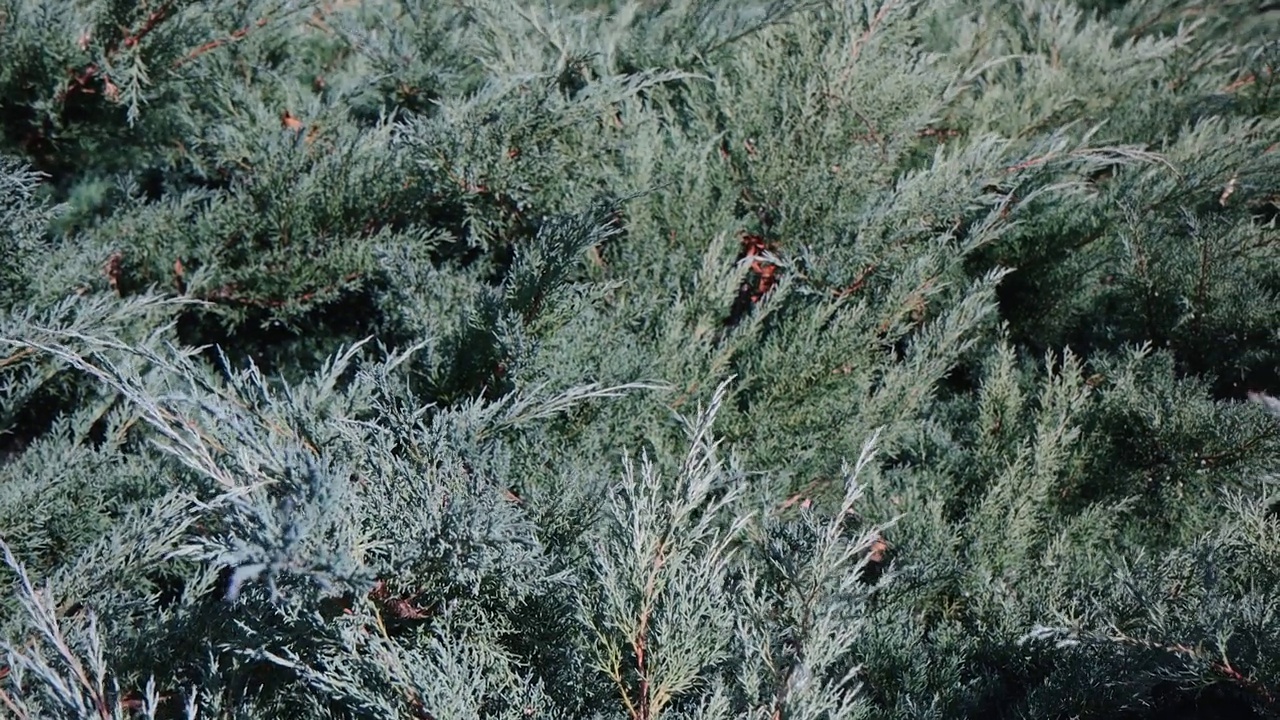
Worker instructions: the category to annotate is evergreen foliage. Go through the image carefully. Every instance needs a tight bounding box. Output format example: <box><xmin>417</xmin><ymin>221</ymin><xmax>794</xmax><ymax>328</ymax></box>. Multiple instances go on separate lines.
<box><xmin>1</xmin><ymin>0</ymin><xmax>1278</xmax><ymax>717</ymax></box>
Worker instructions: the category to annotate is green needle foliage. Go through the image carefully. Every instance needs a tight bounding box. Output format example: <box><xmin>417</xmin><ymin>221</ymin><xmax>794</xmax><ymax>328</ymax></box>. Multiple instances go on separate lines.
<box><xmin>1</xmin><ymin>0</ymin><xmax>1278</xmax><ymax>718</ymax></box>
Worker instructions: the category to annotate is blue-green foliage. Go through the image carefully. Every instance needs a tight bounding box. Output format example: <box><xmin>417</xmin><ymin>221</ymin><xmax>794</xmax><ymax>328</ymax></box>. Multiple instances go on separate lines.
<box><xmin>1</xmin><ymin>0</ymin><xmax>1278</xmax><ymax>718</ymax></box>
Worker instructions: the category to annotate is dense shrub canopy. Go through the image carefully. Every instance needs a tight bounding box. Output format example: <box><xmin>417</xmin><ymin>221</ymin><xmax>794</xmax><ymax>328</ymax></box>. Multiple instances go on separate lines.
<box><xmin>1</xmin><ymin>1</ymin><xmax>1278</xmax><ymax>718</ymax></box>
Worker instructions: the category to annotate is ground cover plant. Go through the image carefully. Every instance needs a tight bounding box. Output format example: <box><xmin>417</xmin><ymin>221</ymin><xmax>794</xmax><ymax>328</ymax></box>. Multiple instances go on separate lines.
<box><xmin>1</xmin><ymin>0</ymin><xmax>1279</xmax><ymax>717</ymax></box>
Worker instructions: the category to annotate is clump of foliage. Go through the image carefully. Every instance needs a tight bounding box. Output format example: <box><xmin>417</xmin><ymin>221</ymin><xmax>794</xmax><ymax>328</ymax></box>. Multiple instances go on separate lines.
<box><xmin>1</xmin><ymin>0</ymin><xmax>1278</xmax><ymax>718</ymax></box>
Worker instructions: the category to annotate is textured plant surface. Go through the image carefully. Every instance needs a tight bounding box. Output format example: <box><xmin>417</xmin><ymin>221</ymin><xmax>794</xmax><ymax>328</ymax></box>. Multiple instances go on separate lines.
<box><xmin>1</xmin><ymin>1</ymin><xmax>1278</xmax><ymax>718</ymax></box>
